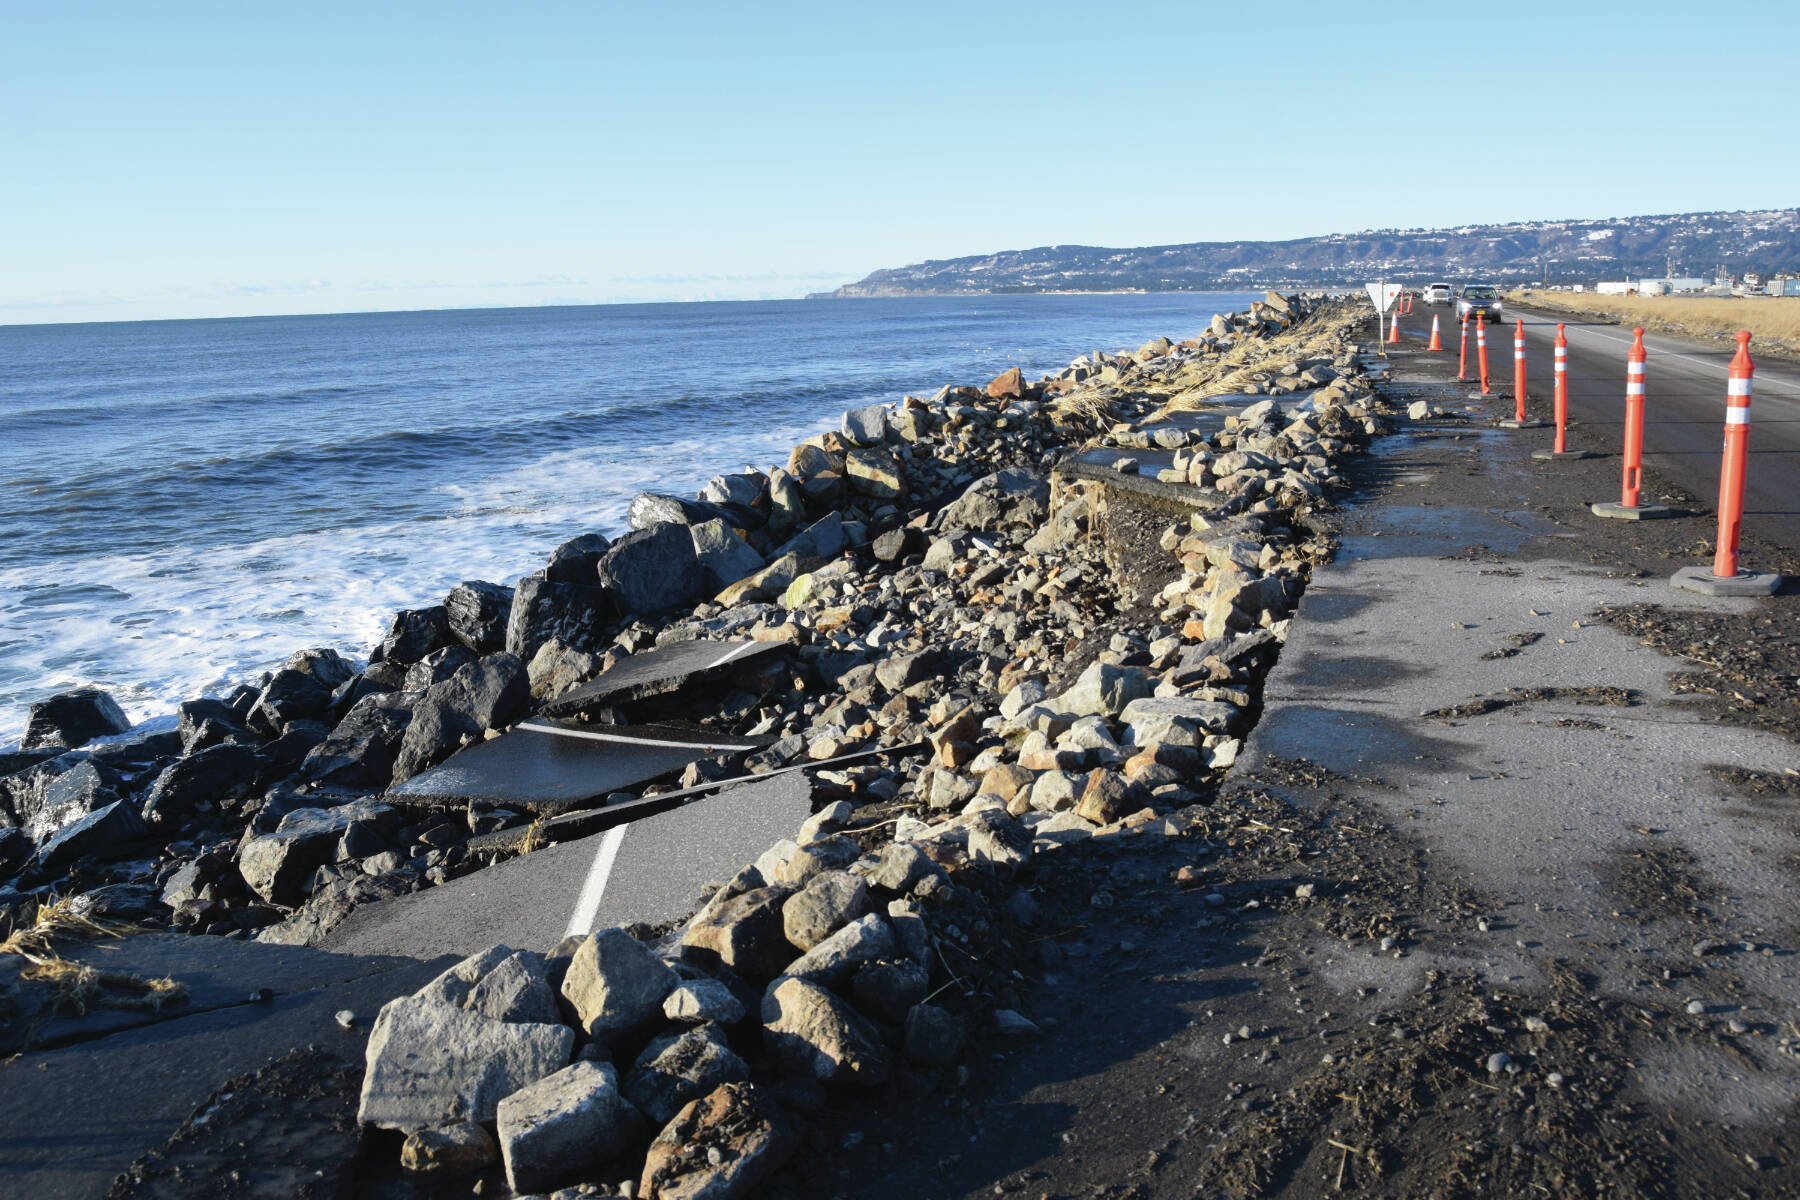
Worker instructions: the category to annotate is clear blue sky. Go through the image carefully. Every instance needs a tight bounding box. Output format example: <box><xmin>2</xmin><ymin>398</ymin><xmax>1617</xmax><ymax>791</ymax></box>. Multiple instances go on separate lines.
<box><xmin>4</xmin><ymin>0</ymin><xmax>1796</xmax><ymax>324</ymax></box>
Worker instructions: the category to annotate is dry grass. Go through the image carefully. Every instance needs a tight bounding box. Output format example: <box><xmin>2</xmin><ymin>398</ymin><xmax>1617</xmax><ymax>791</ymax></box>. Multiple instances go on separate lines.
<box><xmin>1</xmin><ymin>894</ymin><xmax>185</xmax><ymax>1022</ymax></box>
<box><xmin>1510</xmin><ymin>291</ymin><xmax>1800</xmax><ymax>359</ymax></box>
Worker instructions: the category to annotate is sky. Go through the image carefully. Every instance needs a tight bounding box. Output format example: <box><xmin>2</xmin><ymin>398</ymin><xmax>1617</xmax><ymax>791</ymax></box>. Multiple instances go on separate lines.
<box><xmin>4</xmin><ymin>0</ymin><xmax>1798</xmax><ymax>325</ymax></box>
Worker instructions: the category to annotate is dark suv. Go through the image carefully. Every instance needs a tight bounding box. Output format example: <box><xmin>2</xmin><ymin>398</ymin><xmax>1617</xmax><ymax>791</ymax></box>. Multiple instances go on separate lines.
<box><xmin>1457</xmin><ymin>284</ymin><xmax>1505</xmax><ymax>324</ymax></box>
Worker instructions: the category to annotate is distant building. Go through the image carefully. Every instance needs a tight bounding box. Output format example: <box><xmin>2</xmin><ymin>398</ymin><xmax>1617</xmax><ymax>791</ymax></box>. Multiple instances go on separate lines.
<box><xmin>1596</xmin><ymin>281</ymin><xmax>1633</xmax><ymax>295</ymax></box>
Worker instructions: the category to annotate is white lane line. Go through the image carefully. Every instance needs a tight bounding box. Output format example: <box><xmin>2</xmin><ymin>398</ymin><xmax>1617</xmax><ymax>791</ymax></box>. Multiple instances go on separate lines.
<box><xmin>1522</xmin><ymin>317</ymin><xmax>1800</xmax><ymax>398</ymax></box>
<box><xmin>707</xmin><ymin>641</ymin><xmax>763</xmax><ymax>670</ymax></box>
<box><xmin>518</xmin><ymin>720</ymin><xmax>759</xmax><ymax>752</ymax></box>
<box><xmin>564</xmin><ymin>824</ymin><xmax>628</xmax><ymax>941</ymax></box>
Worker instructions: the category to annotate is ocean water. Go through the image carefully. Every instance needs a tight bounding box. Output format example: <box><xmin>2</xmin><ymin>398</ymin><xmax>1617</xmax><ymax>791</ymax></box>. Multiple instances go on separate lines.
<box><xmin>0</xmin><ymin>293</ymin><xmax>1257</xmax><ymax>747</ymax></box>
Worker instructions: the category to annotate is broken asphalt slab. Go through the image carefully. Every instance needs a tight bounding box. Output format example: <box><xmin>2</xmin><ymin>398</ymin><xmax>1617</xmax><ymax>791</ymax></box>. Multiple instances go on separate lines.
<box><xmin>0</xmin><ymin>937</ymin><xmax>450</xmax><ymax>1200</ymax></box>
<box><xmin>322</xmin><ymin>771</ymin><xmax>814</xmax><ymax>960</ymax></box>
<box><xmin>386</xmin><ymin>719</ymin><xmax>770</xmax><ymax>814</ymax></box>
<box><xmin>538</xmin><ymin>638</ymin><xmax>786</xmax><ymax>719</ymax></box>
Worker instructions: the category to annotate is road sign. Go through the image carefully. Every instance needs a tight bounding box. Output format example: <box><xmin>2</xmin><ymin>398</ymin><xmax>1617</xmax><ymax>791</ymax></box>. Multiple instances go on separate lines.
<box><xmin>1365</xmin><ymin>282</ymin><xmax>1403</xmax><ymax>312</ymax></box>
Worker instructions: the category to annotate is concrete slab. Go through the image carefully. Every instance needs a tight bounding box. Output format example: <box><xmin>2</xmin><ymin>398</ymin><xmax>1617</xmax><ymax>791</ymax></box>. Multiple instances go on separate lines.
<box><xmin>387</xmin><ymin>720</ymin><xmax>769</xmax><ymax>814</ymax></box>
<box><xmin>324</xmin><ymin>772</ymin><xmax>814</xmax><ymax>960</ymax></box>
<box><xmin>1591</xmin><ymin>501</ymin><xmax>1677</xmax><ymax>520</ymax></box>
<box><xmin>0</xmin><ymin>943</ymin><xmax>448</xmax><ymax>1200</ymax></box>
<box><xmin>1670</xmin><ymin>565</ymin><xmax>1784</xmax><ymax>597</ymax></box>
<box><xmin>539</xmin><ymin>639</ymin><xmax>785</xmax><ymax>719</ymax></box>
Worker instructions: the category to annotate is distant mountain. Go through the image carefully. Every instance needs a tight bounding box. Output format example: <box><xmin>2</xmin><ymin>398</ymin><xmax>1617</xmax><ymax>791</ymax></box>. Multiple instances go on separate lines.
<box><xmin>824</xmin><ymin>209</ymin><xmax>1800</xmax><ymax>297</ymax></box>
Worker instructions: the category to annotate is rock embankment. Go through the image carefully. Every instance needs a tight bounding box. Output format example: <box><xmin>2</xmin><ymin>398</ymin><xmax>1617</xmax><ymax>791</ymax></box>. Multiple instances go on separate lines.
<box><xmin>3</xmin><ymin>295</ymin><xmax>1395</xmax><ymax>1195</ymax></box>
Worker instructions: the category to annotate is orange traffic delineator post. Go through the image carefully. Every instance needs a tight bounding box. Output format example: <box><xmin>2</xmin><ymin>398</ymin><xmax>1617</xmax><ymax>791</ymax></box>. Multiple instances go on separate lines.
<box><xmin>1671</xmin><ymin>332</ymin><xmax>1782</xmax><ymax>596</ymax></box>
<box><xmin>1531</xmin><ymin>321</ymin><xmax>1590</xmax><ymax>458</ymax></box>
<box><xmin>1593</xmin><ymin>327</ymin><xmax>1672</xmax><ymax>518</ymax></box>
<box><xmin>1475</xmin><ymin>315</ymin><xmax>1491</xmax><ymax>395</ymax></box>
<box><xmin>1500</xmin><ymin>319</ymin><xmax>1546</xmax><ymax>428</ymax></box>
<box><xmin>1456</xmin><ymin>314</ymin><xmax>1469</xmax><ymax>380</ymax></box>
<box><xmin>1427</xmin><ymin>313</ymin><xmax>1444</xmax><ymax>351</ymax></box>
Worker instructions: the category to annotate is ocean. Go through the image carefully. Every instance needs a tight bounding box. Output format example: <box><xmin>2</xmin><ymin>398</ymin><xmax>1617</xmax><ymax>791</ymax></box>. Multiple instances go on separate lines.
<box><xmin>0</xmin><ymin>292</ymin><xmax>1258</xmax><ymax>748</ymax></box>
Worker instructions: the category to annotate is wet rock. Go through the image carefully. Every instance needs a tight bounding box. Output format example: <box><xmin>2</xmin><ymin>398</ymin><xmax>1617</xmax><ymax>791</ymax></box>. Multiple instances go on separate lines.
<box><xmin>20</xmin><ymin>687</ymin><xmax>131</xmax><ymax>751</ymax></box>
<box><xmin>247</xmin><ymin>668</ymin><xmax>336</xmax><ymax>737</ymax></box>
<box><xmin>70</xmin><ymin>882</ymin><xmax>160</xmax><ymax>921</ymax></box>
<box><xmin>444</xmin><ymin>580</ymin><xmax>513</xmax><ymax>655</ymax></box>
<box><xmin>526</xmin><ymin>638</ymin><xmax>602</xmax><ymax>702</ymax></box>
<box><xmin>782</xmin><ymin>871</ymin><xmax>874</xmax><ymax>951</ymax></box>
<box><xmin>543</xmin><ymin>532</ymin><xmax>613</xmax><ymax>582</ymax></box>
<box><xmin>35</xmin><ymin>799</ymin><xmax>148</xmax><ymax>871</ymax></box>
<box><xmin>20</xmin><ymin>757</ymin><xmax>120</xmax><ymax>843</ymax></box>
<box><xmin>560</xmin><ymin>927</ymin><xmax>679</xmax><ymax>1046</ymax></box>
<box><xmin>664</xmin><ymin>978</ymin><xmax>746</xmax><ymax>1026</ymax></box>
<box><xmin>904</xmin><ymin>1004</ymin><xmax>965</xmax><ymax>1067</ymax></box>
<box><xmin>638</xmin><ymin>1082</ymin><xmax>797</xmax><ymax>1200</ymax></box>
<box><xmin>400</xmin><ymin>1121</ymin><xmax>498</xmax><ymax>1178</ymax></box>
<box><xmin>770</xmin><ymin>512</ymin><xmax>845</xmax><ymax>562</ymax></box>
<box><xmin>598</xmin><ymin>524</ymin><xmax>706</xmax><ymax>618</ymax></box>
<box><xmin>504</xmin><ymin>574</ymin><xmax>612</xmax><ymax>664</ymax></box>
<box><xmin>626</xmin><ymin>1023</ymin><xmax>750</xmax><ymax>1124</ymax></box>
<box><xmin>682</xmin><ymin>885</ymin><xmax>796</xmax><ymax>981</ymax></box>
<box><xmin>761</xmin><ymin>976</ymin><xmax>890</xmax><ymax>1085</ymax></box>
<box><xmin>139</xmin><ymin>742</ymin><xmax>262</xmax><ymax>832</ymax></box>
<box><xmin>377</xmin><ymin>606</ymin><xmax>451</xmax><ymax>666</ymax></box>
<box><xmin>299</xmin><ymin>690</ymin><xmax>417</xmax><ymax>789</ymax></box>
<box><xmin>690</xmin><ymin>519</ymin><xmax>766</xmax><ymax>594</ymax></box>
<box><xmin>403</xmin><ymin>645</ymin><xmax>476</xmax><ymax>692</ymax></box>
<box><xmin>0</xmin><ymin>829</ymin><xmax>33</xmax><ymax>878</ymax></box>
<box><xmin>497</xmin><ymin>1060</ymin><xmax>646</xmax><ymax>1195</ymax></box>
<box><xmin>176</xmin><ymin>699</ymin><xmax>248</xmax><ymax>752</ymax></box>
<box><xmin>391</xmin><ymin>652</ymin><xmax>529</xmax><ymax>783</ymax></box>
<box><xmin>784</xmin><ymin>913</ymin><xmax>894</xmax><ymax>986</ymax></box>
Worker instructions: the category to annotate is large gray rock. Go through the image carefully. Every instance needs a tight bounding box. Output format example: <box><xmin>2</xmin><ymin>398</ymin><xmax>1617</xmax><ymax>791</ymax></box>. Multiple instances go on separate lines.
<box><xmin>841</xmin><ymin>404</ymin><xmax>888</xmax><ymax>446</ymax></box>
<box><xmin>504</xmin><ymin>574</ymin><xmax>612</xmax><ymax>664</ymax></box>
<box><xmin>690</xmin><ymin>519</ymin><xmax>766</xmax><ymax>594</ymax></box>
<box><xmin>628</xmin><ymin>491</ymin><xmax>755</xmax><ymax>532</ymax></box>
<box><xmin>1120</xmin><ymin>696</ymin><xmax>1240</xmax><ymax>747</ymax></box>
<box><xmin>247</xmin><ymin>668</ymin><xmax>335</xmax><ymax>737</ymax></box>
<box><xmin>781</xmin><ymin>871</ymin><xmax>873</xmax><ymax>952</ymax></box>
<box><xmin>300</xmin><ymin>690</ymin><xmax>418</xmax><ymax>789</ymax></box>
<box><xmin>239</xmin><ymin>800</ymin><xmax>396</xmax><ymax>906</ymax></box>
<box><xmin>699</xmin><ymin>472</ymin><xmax>767</xmax><ymax>513</ymax></box>
<box><xmin>761</xmin><ymin>976</ymin><xmax>890</xmax><ymax>1085</ymax></box>
<box><xmin>939</xmin><ymin>470</ymin><xmax>1051</xmax><ymax>532</ymax></box>
<box><xmin>496</xmin><ymin>1060</ymin><xmax>645</xmax><ymax>1195</ymax></box>
<box><xmin>525</xmin><ymin>638</ymin><xmax>602</xmax><ymax>702</ymax></box>
<box><xmin>391</xmin><ymin>653</ymin><xmax>529</xmax><ymax>783</ymax></box>
<box><xmin>769</xmin><ymin>512</ymin><xmax>845</xmax><ymax>563</ymax></box>
<box><xmin>139</xmin><ymin>742</ymin><xmax>262</xmax><ymax>833</ymax></box>
<box><xmin>637</xmin><ymin>1082</ymin><xmax>797</xmax><ymax>1200</ymax></box>
<box><xmin>543</xmin><ymin>532</ymin><xmax>612</xmax><ymax>582</ymax></box>
<box><xmin>865</xmin><ymin>842</ymin><xmax>948</xmax><ymax>894</ymax></box>
<box><xmin>560</xmin><ymin>927</ymin><xmax>679</xmax><ymax>1045</ymax></box>
<box><xmin>625</xmin><ymin>1023</ymin><xmax>749</xmax><ymax>1124</ymax></box>
<box><xmin>20</xmin><ymin>688</ymin><xmax>130</xmax><ymax>751</ymax></box>
<box><xmin>664</xmin><ymin>978</ymin><xmax>746</xmax><ymax>1026</ymax></box>
<box><xmin>965</xmin><ymin>809</ymin><xmax>1032</xmax><ymax>872</ymax></box>
<box><xmin>34</xmin><ymin>799</ymin><xmax>148</xmax><ymax>871</ymax></box>
<box><xmin>1056</xmin><ymin>662</ymin><xmax>1157</xmax><ymax>718</ymax></box>
<box><xmin>850</xmin><ymin>957</ymin><xmax>929</xmax><ymax>1025</ymax></box>
<box><xmin>783</xmin><ymin>913</ymin><xmax>894</xmax><ymax>986</ymax></box>
<box><xmin>596</xmin><ymin>524</ymin><xmax>706</xmax><ymax>617</ymax></box>
<box><xmin>444</xmin><ymin>580</ymin><xmax>513</xmax><ymax>655</ymax></box>
<box><xmin>359</xmin><ymin>995</ymin><xmax>574</xmax><ymax>1133</ymax></box>
<box><xmin>465</xmin><ymin>951</ymin><xmax>560</xmax><ymax>1025</ymax></box>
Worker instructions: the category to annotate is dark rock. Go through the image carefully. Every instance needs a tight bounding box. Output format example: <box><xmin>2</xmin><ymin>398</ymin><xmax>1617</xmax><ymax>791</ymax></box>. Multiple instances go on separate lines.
<box><xmin>247</xmin><ymin>670</ymin><xmax>335</xmax><ymax>738</ymax></box>
<box><xmin>445</xmin><ymin>580</ymin><xmax>513</xmax><ymax>655</ymax></box>
<box><xmin>181</xmin><ymin>718</ymin><xmax>246</xmax><ymax>756</ymax></box>
<box><xmin>596</xmin><ymin>525</ymin><xmax>705</xmax><ymax>618</ymax></box>
<box><xmin>140</xmin><ymin>743</ymin><xmax>264</xmax><ymax>832</ymax></box>
<box><xmin>851</xmin><ymin>958</ymin><xmax>929</xmax><ymax>1025</ymax></box>
<box><xmin>256</xmin><ymin>871</ymin><xmax>414</xmax><ymax>946</ymax></box>
<box><xmin>22</xmin><ymin>758</ymin><xmax>121</xmax><ymax>843</ymax></box>
<box><xmin>0</xmin><ymin>748</ymin><xmax>59</xmax><ymax>779</ymax></box>
<box><xmin>903</xmin><ymin>1004</ymin><xmax>965</xmax><ymax>1067</ymax></box>
<box><xmin>160</xmin><ymin>853</ymin><xmax>227</xmax><ymax>908</ymax></box>
<box><xmin>36</xmin><ymin>802</ymin><xmax>149</xmax><ymax>867</ymax></box>
<box><xmin>681</xmin><ymin>885</ymin><xmax>795</xmax><ymax>981</ymax></box>
<box><xmin>770</xmin><ymin>512</ymin><xmax>845</xmax><ymax>562</ymax></box>
<box><xmin>761</xmin><ymin>976</ymin><xmax>889</xmax><ymax>1085</ymax></box>
<box><xmin>504</xmin><ymin>575</ymin><xmax>613</xmax><ymax>664</ymax></box>
<box><xmin>870</xmin><ymin>526</ymin><xmax>917</xmax><ymax>563</ymax></box>
<box><xmin>624</xmin><ymin>1023</ymin><xmax>749</xmax><ymax>1124</ymax></box>
<box><xmin>21</xmin><ymin>688</ymin><xmax>131</xmax><ymax>751</ymax></box>
<box><xmin>300</xmin><ymin>691</ymin><xmax>418</xmax><ymax>790</ymax></box>
<box><xmin>69</xmin><ymin>881</ymin><xmax>159</xmax><ymax>921</ymax></box>
<box><xmin>637</xmin><ymin>1081</ymin><xmax>797</xmax><ymax>1200</ymax></box>
<box><xmin>260</xmin><ymin>719</ymin><xmax>330</xmax><ymax>776</ymax></box>
<box><xmin>939</xmin><ymin>469</ymin><xmax>1051</xmax><ymax>532</ymax></box>
<box><xmin>0</xmin><ymin>885</ymin><xmax>38</xmax><ymax>939</ymax></box>
<box><xmin>0</xmin><ymin>828</ymin><xmax>32</xmax><ymax>877</ymax></box>
<box><xmin>176</xmin><ymin>699</ymin><xmax>248</xmax><ymax>752</ymax></box>
<box><xmin>391</xmin><ymin>653</ymin><xmax>529</xmax><ymax>783</ymax></box>
<box><xmin>543</xmin><ymin>532</ymin><xmax>612</xmax><ymax>583</ymax></box>
<box><xmin>628</xmin><ymin>491</ymin><xmax>756</xmax><ymax>532</ymax></box>
<box><xmin>376</xmin><ymin>606</ymin><xmax>451</xmax><ymax>666</ymax></box>
<box><xmin>238</xmin><ymin>800</ymin><xmax>396</xmax><ymax>906</ymax></box>
<box><xmin>403</xmin><ymin>645</ymin><xmax>476</xmax><ymax>692</ymax></box>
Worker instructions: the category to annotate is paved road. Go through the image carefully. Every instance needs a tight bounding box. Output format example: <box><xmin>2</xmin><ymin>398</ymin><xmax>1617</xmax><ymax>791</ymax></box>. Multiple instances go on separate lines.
<box><xmin>1405</xmin><ymin>303</ymin><xmax>1800</xmax><ymax>553</ymax></box>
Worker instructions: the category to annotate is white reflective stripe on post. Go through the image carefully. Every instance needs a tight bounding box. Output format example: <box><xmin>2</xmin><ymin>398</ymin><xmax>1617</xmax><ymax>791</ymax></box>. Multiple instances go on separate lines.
<box><xmin>1725</xmin><ymin>408</ymin><xmax>1750</xmax><ymax>424</ymax></box>
<box><xmin>1514</xmin><ymin>351</ymin><xmax>1525</xmax><ymax>360</ymax></box>
<box><xmin>1626</xmin><ymin>382</ymin><xmax>1644</xmax><ymax>395</ymax></box>
<box><xmin>1728</xmin><ymin>379</ymin><xmax>1751</xmax><ymax>397</ymax></box>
